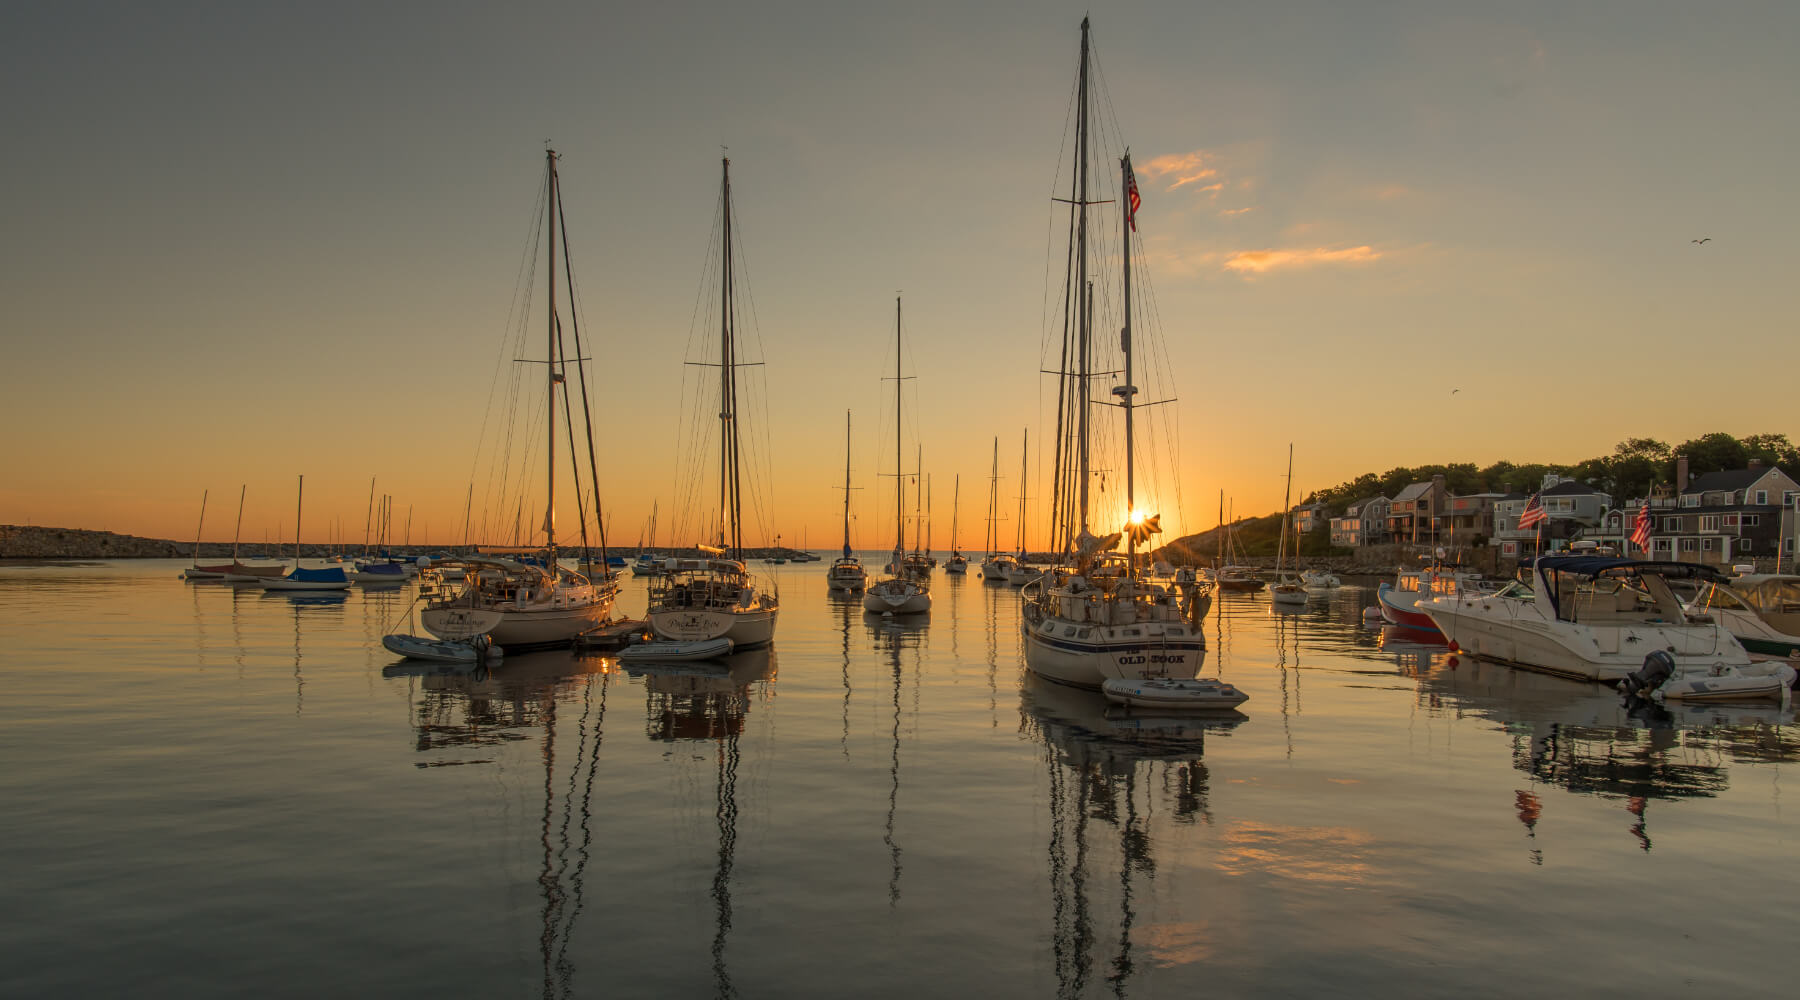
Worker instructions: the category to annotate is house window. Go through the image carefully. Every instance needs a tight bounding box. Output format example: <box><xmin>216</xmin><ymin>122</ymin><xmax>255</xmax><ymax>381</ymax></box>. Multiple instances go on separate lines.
<box><xmin>1653</xmin><ymin>538</ymin><xmax>1674</xmax><ymax>553</ymax></box>
<box><xmin>1785</xmin><ymin>491</ymin><xmax>1798</xmax><ymax>506</ymax></box>
<box><xmin>1663</xmin><ymin>517</ymin><xmax>1681</xmax><ymax>531</ymax></box>
<box><xmin>1680</xmin><ymin>538</ymin><xmax>1699</xmax><ymax>552</ymax></box>
<box><xmin>1702</xmin><ymin>538</ymin><xmax>1715</xmax><ymax>551</ymax></box>
<box><xmin>1787</xmin><ymin>538</ymin><xmax>1796</xmax><ymax>553</ymax></box>
<box><xmin>1682</xmin><ymin>494</ymin><xmax>1700</xmax><ymax>508</ymax></box>
<box><xmin>1755</xmin><ymin>490</ymin><xmax>1768</xmax><ymax>505</ymax></box>
<box><xmin>1743</xmin><ymin>515</ymin><xmax>1760</xmax><ymax>527</ymax></box>
<box><xmin>1723</xmin><ymin>514</ymin><xmax>1739</xmax><ymax>528</ymax></box>
<box><xmin>1737</xmin><ymin>539</ymin><xmax>1755</xmax><ymax>554</ymax></box>
<box><xmin>1701</xmin><ymin>515</ymin><xmax>1720</xmax><ymax>531</ymax></box>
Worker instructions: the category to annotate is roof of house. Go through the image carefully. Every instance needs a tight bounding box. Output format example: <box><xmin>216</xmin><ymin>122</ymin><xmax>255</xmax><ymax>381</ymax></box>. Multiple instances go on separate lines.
<box><xmin>1392</xmin><ymin>482</ymin><xmax>1433</xmax><ymax>502</ymax></box>
<box><xmin>1683</xmin><ymin>466</ymin><xmax>1792</xmax><ymax>496</ymax></box>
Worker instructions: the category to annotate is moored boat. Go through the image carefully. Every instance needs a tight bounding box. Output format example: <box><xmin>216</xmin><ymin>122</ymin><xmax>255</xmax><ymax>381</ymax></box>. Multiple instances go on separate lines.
<box><xmin>1102</xmin><ymin>676</ymin><xmax>1248</xmax><ymax>710</ymax></box>
<box><xmin>619</xmin><ymin>636</ymin><xmax>734</xmax><ymax>663</ymax></box>
<box><xmin>1421</xmin><ymin>556</ymin><xmax>1789</xmax><ymax>698</ymax></box>
<box><xmin>1687</xmin><ymin>574</ymin><xmax>1800</xmax><ymax>665</ymax></box>
<box><xmin>861</xmin><ymin>296</ymin><xmax>930</xmax><ymax>616</ymax></box>
<box><xmin>382</xmin><ymin>632</ymin><xmax>503</xmax><ymax>663</ymax></box>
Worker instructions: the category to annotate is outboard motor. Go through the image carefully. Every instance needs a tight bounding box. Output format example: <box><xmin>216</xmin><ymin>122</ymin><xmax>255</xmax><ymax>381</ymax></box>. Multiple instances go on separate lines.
<box><xmin>1620</xmin><ymin>648</ymin><xmax>1675</xmax><ymax>697</ymax></box>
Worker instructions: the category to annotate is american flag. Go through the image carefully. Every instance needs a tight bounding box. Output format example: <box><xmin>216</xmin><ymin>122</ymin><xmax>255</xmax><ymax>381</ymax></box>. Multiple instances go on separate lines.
<box><xmin>1630</xmin><ymin>500</ymin><xmax>1652</xmax><ymax>550</ymax></box>
<box><xmin>1517</xmin><ymin>492</ymin><xmax>1547</xmax><ymax>530</ymax></box>
<box><xmin>1125</xmin><ymin>160</ymin><xmax>1141</xmax><ymax>232</ymax></box>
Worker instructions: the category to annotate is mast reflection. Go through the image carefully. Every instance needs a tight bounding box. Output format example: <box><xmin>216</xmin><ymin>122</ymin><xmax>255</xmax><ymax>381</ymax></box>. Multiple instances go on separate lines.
<box><xmin>1021</xmin><ymin>676</ymin><xmax>1243</xmax><ymax>998</ymax></box>
<box><xmin>869</xmin><ymin>613</ymin><xmax>927</xmax><ymax>904</ymax></box>
<box><xmin>627</xmin><ymin>646</ymin><xmax>776</xmax><ymax>1000</ymax></box>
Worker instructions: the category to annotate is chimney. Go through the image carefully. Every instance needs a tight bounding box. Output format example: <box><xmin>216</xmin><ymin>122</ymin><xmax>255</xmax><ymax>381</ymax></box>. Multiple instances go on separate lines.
<box><xmin>1748</xmin><ymin>457</ymin><xmax>1766</xmax><ymax>470</ymax></box>
<box><xmin>1675</xmin><ymin>454</ymin><xmax>1689</xmax><ymax>492</ymax></box>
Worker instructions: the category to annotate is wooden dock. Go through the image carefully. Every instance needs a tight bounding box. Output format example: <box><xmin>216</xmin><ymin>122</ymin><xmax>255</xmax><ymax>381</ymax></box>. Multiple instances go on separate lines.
<box><xmin>573</xmin><ymin>618</ymin><xmax>652</xmax><ymax>653</ymax></box>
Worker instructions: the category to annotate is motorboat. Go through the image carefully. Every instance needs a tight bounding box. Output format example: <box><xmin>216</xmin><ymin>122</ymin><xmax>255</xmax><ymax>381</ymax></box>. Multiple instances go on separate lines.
<box><xmin>619</xmin><ymin>636</ymin><xmax>734</xmax><ymax>663</ymax></box>
<box><xmin>1420</xmin><ymin>556</ymin><xmax>1791</xmax><ymax>699</ymax></box>
<box><xmin>1377</xmin><ymin>563</ymin><xmax>1490</xmax><ymax>635</ymax></box>
<box><xmin>382</xmin><ymin>632</ymin><xmax>503</xmax><ymax>664</ymax></box>
<box><xmin>1102</xmin><ymin>676</ymin><xmax>1248</xmax><ymax>710</ymax></box>
<box><xmin>1687</xmin><ymin>574</ymin><xmax>1800</xmax><ymax>664</ymax></box>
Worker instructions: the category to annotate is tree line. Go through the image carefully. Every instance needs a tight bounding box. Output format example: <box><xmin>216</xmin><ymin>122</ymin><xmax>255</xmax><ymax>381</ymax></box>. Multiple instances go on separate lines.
<box><xmin>1303</xmin><ymin>432</ymin><xmax>1799</xmax><ymax>515</ymax></box>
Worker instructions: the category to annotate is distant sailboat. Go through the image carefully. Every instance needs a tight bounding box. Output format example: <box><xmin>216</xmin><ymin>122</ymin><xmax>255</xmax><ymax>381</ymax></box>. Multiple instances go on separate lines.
<box><xmin>261</xmin><ymin>475</ymin><xmax>351</xmax><ymax>591</ymax></box>
<box><xmin>864</xmin><ymin>296</ymin><xmax>931</xmax><ymax>615</ymax></box>
<box><xmin>979</xmin><ymin>437</ymin><xmax>1018</xmax><ymax>581</ymax></box>
<box><xmin>1269</xmin><ymin>445</ymin><xmax>1309</xmax><ymax>606</ymax></box>
<box><xmin>944</xmin><ymin>474</ymin><xmax>968</xmax><ymax>574</ymax></box>
<box><xmin>827</xmin><ymin>411</ymin><xmax>868</xmax><ymax>592</ymax></box>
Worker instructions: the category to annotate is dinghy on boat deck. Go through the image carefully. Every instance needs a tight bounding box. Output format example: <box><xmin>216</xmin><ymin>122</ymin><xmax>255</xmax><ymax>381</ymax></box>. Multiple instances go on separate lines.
<box><xmin>1102</xmin><ymin>676</ymin><xmax>1249</xmax><ymax>710</ymax></box>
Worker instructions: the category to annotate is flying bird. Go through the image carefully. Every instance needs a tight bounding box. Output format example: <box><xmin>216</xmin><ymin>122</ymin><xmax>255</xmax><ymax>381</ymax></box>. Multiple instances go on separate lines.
<box><xmin>1691</xmin><ymin>238</ymin><xmax>1711</xmax><ymax>244</ymax></box>
<box><xmin>1451</xmin><ymin>388</ymin><xmax>1461</xmax><ymax>394</ymax></box>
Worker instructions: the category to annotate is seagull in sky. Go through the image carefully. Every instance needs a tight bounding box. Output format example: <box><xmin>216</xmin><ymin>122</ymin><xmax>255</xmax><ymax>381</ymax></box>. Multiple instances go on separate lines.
<box><xmin>1691</xmin><ymin>238</ymin><xmax>1711</xmax><ymax>244</ymax></box>
<box><xmin>1451</xmin><ymin>388</ymin><xmax>1461</xmax><ymax>394</ymax></box>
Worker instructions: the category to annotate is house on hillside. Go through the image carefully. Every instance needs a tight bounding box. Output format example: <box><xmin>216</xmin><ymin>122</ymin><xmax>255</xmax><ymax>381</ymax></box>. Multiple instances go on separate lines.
<box><xmin>1292</xmin><ymin>503</ymin><xmax>1329</xmax><ymax>535</ymax></box>
<box><xmin>1329</xmin><ymin>496</ymin><xmax>1390</xmax><ymax>547</ymax></box>
<box><xmin>1442</xmin><ymin>492</ymin><xmax>1508</xmax><ymax>546</ymax></box>
<box><xmin>1645</xmin><ymin>460</ymin><xmax>1800</xmax><ymax>567</ymax></box>
<box><xmin>1493</xmin><ymin>477</ymin><xmax>1613</xmax><ymax>557</ymax></box>
<box><xmin>1386</xmin><ymin>476</ymin><xmax>1450</xmax><ymax>544</ymax></box>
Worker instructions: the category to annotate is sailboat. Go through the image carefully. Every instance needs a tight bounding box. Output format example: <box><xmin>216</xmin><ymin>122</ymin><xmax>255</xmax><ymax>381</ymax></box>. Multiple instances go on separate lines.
<box><xmin>1019</xmin><ymin>18</ymin><xmax>1203</xmax><ymax>688</ymax></box>
<box><xmin>979</xmin><ymin>437</ymin><xmax>1018</xmax><ymax>581</ymax></box>
<box><xmin>864</xmin><ymin>296</ymin><xmax>931</xmax><ymax>615</ymax></box>
<box><xmin>181</xmin><ymin>490</ymin><xmax>231</xmax><ymax>580</ymax></box>
<box><xmin>261</xmin><ymin>475</ymin><xmax>352</xmax><ymax>591</ymax></box>
<box><xmin>645</xmin><ymin>157</ymin><xmax>780</xmax><ymax>647</ymax></box>
<box><xmin>632</xmin><ymin>501</ymin><xmax>663</xmax><ymax>576</ymax></box>
<box><xmin>1003</xmin><ymin>429</ymin><xmax>1042</xmax><ymax>586</ymax></box>
<box><xmin>900</xmin><ymin>447</ymin><xmax>933</xmax><ymax>580</ymax></box>
<box><xmin>827</xmin><ymin>411</ymin><xmax>868</xmax><ymax>592</ymax></box>
<box><xmin>944</xmin><ymin>474</ymin><xmax>968</xmax><ymax>574</ymax></box>
<box><xmin>1215</xmin><ymin>496</ymin><xmax>1266</xmax><ymax>592</ymax></box>
<box><xmin>1269</xmin><ymin>445</ymin><xmax>1309</xmax><ymax>606</ymax></box>
<box><xmin>420</xmin><ymin>149</ymin><xmax>619</xmax><ymax>645</ymax></box>
<box><xmin>219</xmin><ymin>485</ymin><xmax>288</xmax><ymax>581</ymax></box>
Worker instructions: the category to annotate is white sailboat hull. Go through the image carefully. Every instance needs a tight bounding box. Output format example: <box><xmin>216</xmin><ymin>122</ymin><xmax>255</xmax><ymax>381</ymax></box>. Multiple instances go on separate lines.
<box><xmin>1022</xmin><ymin>617</ymin><xmax>1205</xmax><ymax>689</ymax></box>
<box><xmin>421</xmin><ymin>599</ymin><xmax>610</xmax><ymax>647</ymax></box>
<box><xmin>647</xmin><ymin>607</ymin><xmax>778</xmax><ymax>648</ymax></box>
<box><xmin>862</xmin><ymin>587</ymin><xmax>931</xmax><ymax>615</ymax></box>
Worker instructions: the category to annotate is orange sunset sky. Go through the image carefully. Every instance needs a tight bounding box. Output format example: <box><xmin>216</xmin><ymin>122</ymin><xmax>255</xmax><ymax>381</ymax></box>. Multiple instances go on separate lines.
<box><xmin>4</xmin><ymin>3</ymin><xmax>1795</xmax><ymax>549</ymax></box>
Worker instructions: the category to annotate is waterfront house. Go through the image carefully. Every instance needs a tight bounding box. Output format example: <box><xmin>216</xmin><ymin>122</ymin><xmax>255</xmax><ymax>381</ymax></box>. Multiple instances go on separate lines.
<box><xmin>1330</xmin><ymin>496</ymin><xmax>1390</xmax><ymax>547</ymax></box>
<box><xmin>1493</xmin><ymin>477</ymin><xmax>1613</xmax><ymax>557</ymax></box>
<box><xmin>1292</xmin><ymin>502</ymin><xmax>1329</xmax><ymax>535</ymax></box>
<box><xmin>1645</xmin><ymin>460</ymin><xmax>1800</xmax><ymax>567</ymax></box>
<box><xmin>1386</xmin><ymin>476</ymin><xmax>1450</xmax><ymax>544</ymax></box>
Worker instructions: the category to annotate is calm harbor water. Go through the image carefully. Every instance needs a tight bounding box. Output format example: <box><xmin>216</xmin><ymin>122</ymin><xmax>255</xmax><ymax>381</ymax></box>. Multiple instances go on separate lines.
<box><xmin>3</xmin><ymin>558</ymin><xmax>1794</xmax><ymax>997</ymax></box>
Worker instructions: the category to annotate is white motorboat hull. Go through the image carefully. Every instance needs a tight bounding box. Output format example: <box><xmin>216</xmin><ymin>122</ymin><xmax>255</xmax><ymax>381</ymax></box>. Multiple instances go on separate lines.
<box><xmin>1102</xmin><ymin>677</ymin><xmax>1247</xmax><ymax>710</ymax></box>
<box><xmin>1422</xmin><ymin>595</ymin><xmax>1754</xmax><ymax>683</ymax></box>
<box><xmin>647</xmin><ymin>607</ymin><xmax>778</xmax><ymax>648</ymax></box>
<box><xmin>1022</xmin><ymin>617</ymin><xmax>1205</xmax><ymax>689</ymax></box>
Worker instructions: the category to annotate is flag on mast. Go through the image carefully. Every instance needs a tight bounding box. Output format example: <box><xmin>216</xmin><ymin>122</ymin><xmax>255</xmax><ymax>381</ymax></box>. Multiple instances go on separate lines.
<box><xmin>1125</xmin><ymin>159</ymin><xmax>1141</xmax><ymax>232</ymax></box>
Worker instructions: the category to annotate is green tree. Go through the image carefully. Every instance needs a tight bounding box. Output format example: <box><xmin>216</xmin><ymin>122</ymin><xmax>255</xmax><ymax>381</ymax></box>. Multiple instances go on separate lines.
<box><xmin>1674</xmin><ymin>433</ymin><xmax>1748</xmax><ymax>480</ymax></box>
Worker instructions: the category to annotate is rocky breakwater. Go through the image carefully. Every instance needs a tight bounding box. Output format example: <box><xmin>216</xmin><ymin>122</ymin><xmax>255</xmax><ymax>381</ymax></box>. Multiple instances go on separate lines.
<box><xmin>1</xmin><ymin>525</ymin><xmax>188</xmax><ymax>560</ymax></box>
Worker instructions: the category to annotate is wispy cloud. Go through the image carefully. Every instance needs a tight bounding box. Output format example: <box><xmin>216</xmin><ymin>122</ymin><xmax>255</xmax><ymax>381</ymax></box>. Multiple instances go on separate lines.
<box><xmin>1223</xmin><ymin>245</ymin><xmax>1382</xmax><ymax>274</ymax></box>
<box><xmin>1220</xmin><ymin>207</ymin><xmax>1255</xmax><ymax>217</ymax></box>
<box><xmin>1138</xmin><ymin>150</ymin><xmax>1221</xmax><ymax>195</ymax></box>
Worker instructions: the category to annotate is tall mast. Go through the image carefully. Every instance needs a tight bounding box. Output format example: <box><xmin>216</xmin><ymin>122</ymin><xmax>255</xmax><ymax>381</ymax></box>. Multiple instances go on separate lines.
<box><xmin>545</xmin><ymin>148</ymin><xmax>558</xmax><ymax>555</ymax></box>
<box><xmin>950</xmin><ymin>474</ymin><xmax>960</xmax><ymax>554</ymax></box>
<box><xmin>1074</xmin><ymin>17</ymin><xmax>1092</xmax><ymax>542</ymax></box>
<box><xmin>1120</xmin><ymin>153</ymin><xmax>1138</xmax><ymax>577</ymax></box>
<box><xmin>914</xmin><ymin>445</ymin><xmax>923</xmax><ymax>556</ymax></box>
<box><xmin>231</xmin><ymin>485</ymin><xmax>246</xmax><ymax>564</ymax></box>
<box><xmin>842</xmin><ymin>410</ymin><xmax>853</xmax><ymax>555</ymax></box>
<box><xmin>1278</xmin><ymin>444</ymin><xmax>1294</xmax><ymax>574</ymax></box>
<box><xmin>987</xmin><ymin>437</ymin><xmax>999</xmax><ymax>555</ymax></box>
<box><xmin>894</xmin><ymin>296</ymin><xmax>904</xmax><ymax>558</ymax></box>
<box><xmin>294</xmin><ymin>475</ymin><xmax>303</xmax><ymax>565</ymax></box>
<box><xmin>719</xmin><ymin>157</ymin><xmax>741</xmax><ymax>558</ymax></box>
<box><xmin>362</xmin><ymin>477</ymin><xmax>375</xmax><ymax>557</ymax></box>
<box><xmin>1017</xmin><ymin>428</ymin><xmax>1029</xmax><ymax>556</ymax></box>
<box><xmin>191</xmin><ymin>489</ymin><xmax>208</xmax><ymax>564</ymax></box>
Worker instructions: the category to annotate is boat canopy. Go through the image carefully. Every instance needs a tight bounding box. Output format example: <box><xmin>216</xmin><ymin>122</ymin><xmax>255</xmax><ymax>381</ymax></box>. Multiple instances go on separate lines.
<box><xmin>1533</xmin><ymin>556</ymin><xmax>1729</xmax><ymax>582</ymax></box>
<box><xmin>291</xmin><ymin>566</ymin><xmax>350</xmax><ymax>583</ymax></box>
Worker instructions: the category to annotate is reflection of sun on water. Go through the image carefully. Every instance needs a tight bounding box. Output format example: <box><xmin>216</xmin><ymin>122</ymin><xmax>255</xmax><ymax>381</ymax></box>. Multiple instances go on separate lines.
<box><xmin>1214</xmin><ymin>820</ymin><xmax>1374</xmax><ymax>884</ymax></box>
<box><xmin>1142</xmin><ymin>920</ymin><xmax>1212</xmax><ymax>967</ymax></box>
